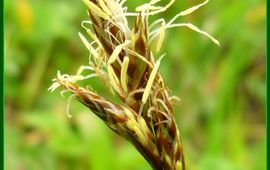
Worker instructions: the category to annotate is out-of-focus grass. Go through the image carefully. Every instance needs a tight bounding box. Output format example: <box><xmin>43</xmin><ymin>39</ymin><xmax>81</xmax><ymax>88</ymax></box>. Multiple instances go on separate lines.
<box><xmin>4</xmin><ymin>0</ymin><xmax>265</xmax><ymax>170</ymax></box>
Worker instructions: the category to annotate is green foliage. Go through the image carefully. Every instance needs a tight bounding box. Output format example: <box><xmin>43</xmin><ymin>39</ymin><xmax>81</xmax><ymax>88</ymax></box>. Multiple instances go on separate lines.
<box><xmin>4</xmin><ymin>0</ymin><xmax>265</xmax><ymax>170</ymax></box>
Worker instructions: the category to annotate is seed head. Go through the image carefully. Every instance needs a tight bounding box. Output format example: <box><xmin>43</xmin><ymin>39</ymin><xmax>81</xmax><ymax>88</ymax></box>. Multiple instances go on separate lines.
<box><xmin>49</xmin><ymin>0</ymin><xmax>219</xmax><ymax>169</ymax></box>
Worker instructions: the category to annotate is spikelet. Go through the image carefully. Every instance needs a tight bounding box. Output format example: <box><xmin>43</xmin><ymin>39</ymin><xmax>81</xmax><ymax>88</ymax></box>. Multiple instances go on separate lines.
<box><xmin>49</xmin><ymin>0</ymin><xmax>219</xmax><ymax>169</ymax></box>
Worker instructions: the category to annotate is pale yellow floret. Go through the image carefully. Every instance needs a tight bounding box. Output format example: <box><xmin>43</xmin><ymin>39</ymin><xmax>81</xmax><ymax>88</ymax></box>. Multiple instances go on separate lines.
<box><xmin>78</xmin><ymin>32</ymin><xmax>99</xmax><ymax>59</ymax></box>
<box><xmin>137</xmin><ymin>117</ymin><xmax>149</xmax><ymax>137</ymax></box>
<box><xmin>149</xmin><ymin>0</ymin><xmax>219</xmax><ymax>47</ymax></box>
<box><xmin>168</xmin><ymin>0</ymin><xmax>209</xmax><ymax>25</ymax></box>
<box><xmin>99</xmin><ymin>0</ymin><xmax>112</xmax><ymax>16</ymax></box>
<box><xmin>156</xmin><ymin>20</ymin><xmax>165</xmax><ymax>52</ymax></box>
<box><xmin>146</xmin><ymin>0</ymin><xmax>175</xmax><ymax>15</ymax></box>
<box><xmin>120</xmin><ymin>57</ymin><xmax>129</xmax><ymax>92</ymax></box>
<box><xmin>123</xmin><ymin>107</ymin><xmax>134</xmax><ymax>119</ymax></box>
<box><xmin>108</xmin><ymin>64</ymin><xmax>121</xmax><ymax>93</ymax></box>
<box><xmin>164</xmin><ymin>153</ymin><xmax>172</xmax><ymax>166</ymax></box>
<box><xmin>78</xmin><ymin>32</ymin><xmax>92</xmax><ymax>51</ymax></box>
<box><xmin>108</xmin><ymin>40</ymin><xmax>130</xmax><ymax>64</ymax></box>
<box><xmin>138</xmin><ymin>103</ymin><xmax>144</xmax><ymax>116</ymax></box>
<box><xmin>125</xmin><ymin>117</ymin><xmax>146</xmax><ymax>146</ymax></box>
<box><xmin>176</xmin><ymin>160</ymin><xmax>183</xmax><ymax>170</ymax></box>
<box><xmin>167</xmin><ymin>23</ymin><xmax>220</xmax><ymax>46</ymax></box>
<box><xmin>136</xmin><ymin>0</ymin><xmax>173</xmax><ymax>15</ymax></box>
<box><xmin>133</xmin><ymin>125</ymin><xmax>148</xmax><ymax>145</ymax></box>
<box><xmin>142</xmin><ymin>55</ymin><xmax>164</xmax><ymax>104</ymax></box>
<box><xmin>81</xmin><ymin>0</ymin><xmax>109</xmax><ymax>20</ymax></box>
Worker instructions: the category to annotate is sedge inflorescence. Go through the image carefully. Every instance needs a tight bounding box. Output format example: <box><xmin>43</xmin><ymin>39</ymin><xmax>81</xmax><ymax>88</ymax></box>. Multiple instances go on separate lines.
<box><xmin>48</xmin><ymin>0</ymin><xmax>219</xmax><ymax>169</ymax></box>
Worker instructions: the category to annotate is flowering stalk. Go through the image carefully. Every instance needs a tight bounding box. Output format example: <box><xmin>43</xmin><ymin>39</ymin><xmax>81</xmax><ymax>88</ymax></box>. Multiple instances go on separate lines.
<box><xmin>49</xmin><ymin>0</ymin><xmax>219</xmax><ymax>169</ymax></box>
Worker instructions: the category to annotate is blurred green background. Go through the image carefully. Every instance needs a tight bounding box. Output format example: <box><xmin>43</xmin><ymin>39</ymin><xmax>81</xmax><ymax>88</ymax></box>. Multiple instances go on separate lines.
<box><xmin>4</xmin><ymin>0</ymin><xmax>266</xmax><ymax>170</ymax></box>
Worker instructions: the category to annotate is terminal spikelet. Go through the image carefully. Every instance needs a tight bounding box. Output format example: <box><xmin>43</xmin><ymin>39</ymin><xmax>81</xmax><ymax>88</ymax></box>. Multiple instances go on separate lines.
<box><xmin>49</xmin><ymin>0</ymin><xmax>219</xmax><ymax>169</ymax></box>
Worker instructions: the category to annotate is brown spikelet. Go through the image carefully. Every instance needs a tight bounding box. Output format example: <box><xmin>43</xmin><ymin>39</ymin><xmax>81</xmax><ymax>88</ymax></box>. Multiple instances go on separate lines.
<box><xmin>49</xmin><ymin>0</ymin><xmax>219</xmax><ymax>169</ymax></box>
